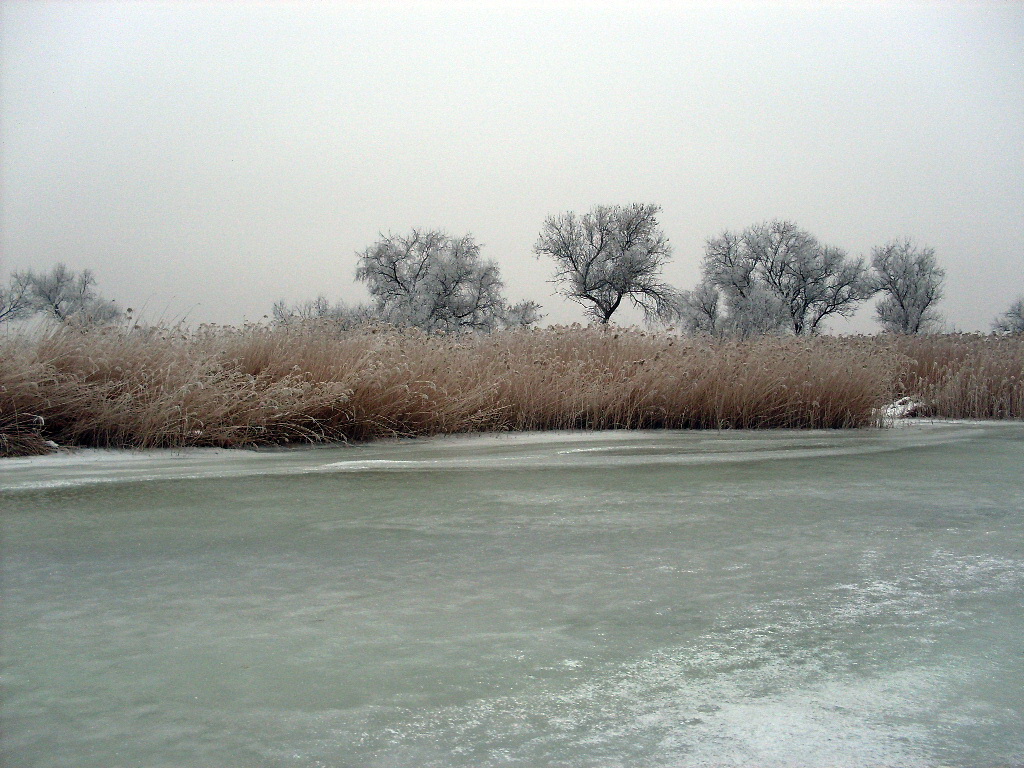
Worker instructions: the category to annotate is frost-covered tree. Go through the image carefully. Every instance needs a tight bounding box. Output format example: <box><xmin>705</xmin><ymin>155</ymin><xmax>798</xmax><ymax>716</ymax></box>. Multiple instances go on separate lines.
<box><xmin>271</xmin><ymin>296</ymin><xmax>377</xmax><ymax>328</ymax></box>
<box><xmin>20</xmin><ymin>263</ymin><xmax>122</xmax><ymax>325</ymax></box>
<box><xmin>356</xmin><ymin>229</ymin><xmax>541</xmax><ymax>333</ymax></box>
<box><xmin>500</xmin><ymin>297</ymin><xmax>547</xmax><ymax>329</ymax></box>
<box><xmin>695</xmin><ymin>221</ymin><xmax>874</xmax><ymax>336</ymax></box>
<box><xmin>992</xmin><ymin>297</ymin><xmax>1024</xmax><ymax>334</ymax></box>
<box><xmin>673</xmin><ymin>281</ymin><xmax>721</xmax><ymax>335</ymax></box>
<box><xmin>672</xmin><ymin>281</ymin><xmax>789</xmax><ymax>338</ymax></box>
<box><xmin>688</xmin><ymin>230</ymin><xmax>787</xmax><ymax>337</ymax></box>
<box><xmin>726</xmin><ymin>285</ymin><xmax>790</xmax><ymax>337</ymax></box>
<box><xmin>0</xmin><ymin>270</ymin><xmax>33</xmax><ymax>323</ymax></box>
<box><xmin>871</xmin><ymin>239</ymin><xmax>945</xmax><ymax>334</ymax></box>
<box><xmin>534</xmin><ymin>203</ymin><xmax>674</xmax><ymax>324</ymax></box>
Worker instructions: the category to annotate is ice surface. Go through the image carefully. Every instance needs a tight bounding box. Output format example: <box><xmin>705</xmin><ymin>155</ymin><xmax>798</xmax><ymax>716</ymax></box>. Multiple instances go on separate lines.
<box><xmin>0</xmin><ymin>420</ymin><xmax>988</xmax><ymax>491</ymax></box>
<box><xmin>2</xmin><ymin>422</ymin><xmax>1023</xmax><ymax>767</ymax></box>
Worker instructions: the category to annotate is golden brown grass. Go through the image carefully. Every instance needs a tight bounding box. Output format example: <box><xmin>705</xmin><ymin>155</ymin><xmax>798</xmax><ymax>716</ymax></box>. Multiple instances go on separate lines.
<box><xmin>891</xmin><ymin>333</ymin><xmax>1024</xmax><ymax>419</ymax></box>
<box><xmin>1</xmin><ymin>324</ymin><xmax>1020</xmax><ymax>456</ymax></box>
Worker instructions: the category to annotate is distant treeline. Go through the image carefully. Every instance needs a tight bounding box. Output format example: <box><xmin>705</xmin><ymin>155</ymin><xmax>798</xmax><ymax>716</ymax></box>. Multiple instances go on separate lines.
<box><xmin>5</xmin><ymin>207</ymin><xmax>1024</xmax><ymax>336</ymax></box>
<box><xmin>275</xmin><ymin>207</ymin><xmax>1023</xmax><ymax>337</ymax></box>
<box><xmin>2</xmin><ymin>324</ymin><xmax>1022</xmax><ymax>457</ymax></box>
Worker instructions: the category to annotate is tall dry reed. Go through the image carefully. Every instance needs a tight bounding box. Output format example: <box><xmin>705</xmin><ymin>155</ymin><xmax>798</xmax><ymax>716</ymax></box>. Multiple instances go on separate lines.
<box><xmin>1</xmin><ymin>324</ymin><xmax>1020</xmax><ymax>456</ymax></box>
<box><xmin>892</xmin><ymin>333</ymin><xmax>1024</xmax><ymax>419</ymax></box>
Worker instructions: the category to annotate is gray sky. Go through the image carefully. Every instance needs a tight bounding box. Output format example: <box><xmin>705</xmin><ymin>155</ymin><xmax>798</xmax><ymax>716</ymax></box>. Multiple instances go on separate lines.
<box><xmin>2</xmin><ymin>0</ymin><xmax>1022</xmax><ymax>330</ymax></box>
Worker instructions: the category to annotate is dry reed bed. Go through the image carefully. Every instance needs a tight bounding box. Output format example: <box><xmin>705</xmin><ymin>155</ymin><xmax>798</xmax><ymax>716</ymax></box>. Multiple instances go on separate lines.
<box><xmin>891</xmin><ymin>334</ymin><xmax>1024</xmax><ymax>419</ymax></box>
<box><xmin>1</xmin><ymin>324</ymin><xmax>1020</xmax><ymax>457</ymax></box>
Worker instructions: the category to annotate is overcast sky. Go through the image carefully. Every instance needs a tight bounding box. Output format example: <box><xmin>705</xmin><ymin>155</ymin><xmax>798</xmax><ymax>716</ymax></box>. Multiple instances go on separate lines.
<box><xmin>2</xmin><ymin>0</ymin><xmax>1022</xmax><ymax>330</ymax></box>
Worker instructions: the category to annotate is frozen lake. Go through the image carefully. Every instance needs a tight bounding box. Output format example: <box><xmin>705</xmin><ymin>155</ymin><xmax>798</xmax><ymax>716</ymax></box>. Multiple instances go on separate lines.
<box><xmin>2</xmin><ymin>423</ymin><xmax>1023</xmax><ymax>767</ymax></box>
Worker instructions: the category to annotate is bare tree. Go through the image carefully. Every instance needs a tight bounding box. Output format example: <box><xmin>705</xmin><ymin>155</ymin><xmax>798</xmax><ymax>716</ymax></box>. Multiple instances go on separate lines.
<box><xmin>992</xmin><ymin>297</ymin><xmax>1024</xmax><ymax>334</ymax></box>
<box><xmin>871</xmin><ymin>239</ymin><xmax>945</xmax><ymax>334</ymax></box>
<box><xmin>534</xmin><ymin>203</ymin><xmax>674</xmax><ymax>324</ymax></box>
<box><xmin>21</xmin><ymin>263</ymin><xmax>123</xmax><ymax>325</ymax></box>
<box><xmin>698</xmin><ymin>221</ymin><xmax>874</xmax><ymax>336</ymax></box>
<box><xmin>356</xmin><ymin>229</ymin><xmax>541</xmax><ymax>333</ymax></box>
<box><xmin>0</xmin><ymin>271</ymin><xmax>33</xmax><ymax>323</ymax></box>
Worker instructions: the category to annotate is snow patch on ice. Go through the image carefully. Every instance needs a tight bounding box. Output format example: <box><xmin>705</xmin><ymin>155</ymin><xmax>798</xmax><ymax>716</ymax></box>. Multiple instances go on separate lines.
<box><xmin>881</xmin><ymin>396</ymin><xmax>926</xmax><ymax>421</ymax></box>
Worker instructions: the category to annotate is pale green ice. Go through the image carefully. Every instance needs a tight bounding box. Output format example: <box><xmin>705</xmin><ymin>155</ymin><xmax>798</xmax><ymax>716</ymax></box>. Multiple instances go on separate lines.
<box><xmin>2</xmin><ymin>422</ymin><xmax>1023</xmax><ymax>767</ymax></box>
